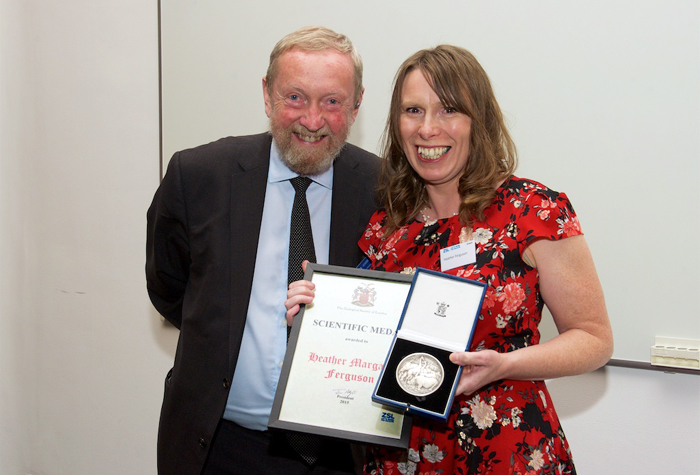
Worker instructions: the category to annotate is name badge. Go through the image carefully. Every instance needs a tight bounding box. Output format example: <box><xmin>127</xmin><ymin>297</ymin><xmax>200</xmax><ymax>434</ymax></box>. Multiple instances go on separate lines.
<box><xmin>440</xmin><ymin>241</ymin><xmax>476</xmax><ymax>271</ymax></box>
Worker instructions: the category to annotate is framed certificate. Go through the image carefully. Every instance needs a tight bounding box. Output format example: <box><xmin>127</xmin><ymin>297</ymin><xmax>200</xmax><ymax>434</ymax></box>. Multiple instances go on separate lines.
<box><xmin>269</xmin><ymin>264</ymin><xmax>413</xmax><ymax>448</ymax></box>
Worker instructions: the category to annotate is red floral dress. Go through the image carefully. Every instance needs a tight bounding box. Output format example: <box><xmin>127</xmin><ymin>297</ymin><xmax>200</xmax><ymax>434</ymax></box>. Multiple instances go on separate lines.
<box><xmin>360</xmin><ymin>177</ymin><xmax>581</xmax><ymax>475</ymax></box>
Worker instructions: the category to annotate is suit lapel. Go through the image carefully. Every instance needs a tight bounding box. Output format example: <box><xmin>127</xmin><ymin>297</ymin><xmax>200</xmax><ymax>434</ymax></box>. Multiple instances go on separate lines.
<box><xmin>330</xmin><ymin>152</ymin><xmax>365</xmax><ymax>267</ymax></box>
<box><xmin>227</xmin><ymin>135</ymin><xmax>271</xmax><ymax>372</ymax></box>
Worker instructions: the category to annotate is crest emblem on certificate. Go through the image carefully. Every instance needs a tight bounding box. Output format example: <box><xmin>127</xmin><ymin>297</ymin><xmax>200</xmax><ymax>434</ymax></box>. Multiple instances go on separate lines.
<box><xmin>352</xmin><ymin>283</ymin><xmax>376</xmax><ymax>307</ymax></box>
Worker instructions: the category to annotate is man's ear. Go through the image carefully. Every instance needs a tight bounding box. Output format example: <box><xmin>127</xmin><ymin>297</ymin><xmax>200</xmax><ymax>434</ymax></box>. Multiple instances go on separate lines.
<box><xmin>262</xmin><ymin>77</ymin><xmax>272</xmax><ymax>118</ymax></box>
<box><xmin>351</xmin><ymin>88</ymin><xmax>365</xmax><ymax>121</ymax></box>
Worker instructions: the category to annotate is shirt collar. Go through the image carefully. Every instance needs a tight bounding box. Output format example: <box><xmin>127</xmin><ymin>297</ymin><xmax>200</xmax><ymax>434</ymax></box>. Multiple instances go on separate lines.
<box><xmin>269</xmin><ymin>139</ymin><xmax>334</xmax><ymax>190</ymax></box>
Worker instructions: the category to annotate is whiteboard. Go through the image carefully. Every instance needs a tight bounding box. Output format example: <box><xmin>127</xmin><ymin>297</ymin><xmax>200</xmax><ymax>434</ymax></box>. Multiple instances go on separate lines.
<box><xmin>159</xmin><ymin>0</ymin><xmax>700</xmax><ymax>363</ymax></box>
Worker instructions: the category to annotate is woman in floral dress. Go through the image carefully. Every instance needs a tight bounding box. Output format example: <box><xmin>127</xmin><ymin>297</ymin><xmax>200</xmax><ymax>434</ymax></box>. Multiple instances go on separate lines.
<box><xmin>286</xmin><ymin>45</ymin><xmax>613</xmax><ymax>475</ymax></box>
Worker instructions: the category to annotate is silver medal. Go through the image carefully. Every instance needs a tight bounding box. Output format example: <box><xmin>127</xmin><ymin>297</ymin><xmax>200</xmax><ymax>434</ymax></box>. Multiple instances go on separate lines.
<box><xmin>395</xmin><ymin>352</ymin><xmax>444</xmax><ymax>396</ymax></box>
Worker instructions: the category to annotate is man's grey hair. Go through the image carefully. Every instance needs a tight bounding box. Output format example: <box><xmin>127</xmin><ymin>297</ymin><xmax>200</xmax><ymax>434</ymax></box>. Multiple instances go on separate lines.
<box><xmin>266</xmin><ymin>26</ymin><xmax>363</xmax><ymax>102</ymax></box>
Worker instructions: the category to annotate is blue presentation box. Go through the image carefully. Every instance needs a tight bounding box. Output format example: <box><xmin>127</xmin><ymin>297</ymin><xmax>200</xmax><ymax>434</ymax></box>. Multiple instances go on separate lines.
<box><xmin>372</xmin><ymin>268</ymin><xmax>487</xmax><ymax>421</ymax></box>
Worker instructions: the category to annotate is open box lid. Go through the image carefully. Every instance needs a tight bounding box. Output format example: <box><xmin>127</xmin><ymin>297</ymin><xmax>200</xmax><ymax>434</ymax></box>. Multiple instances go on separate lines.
<box><xmin>397</xmin><ymin>268</ymin><xmax>487</xmax><ymax>351</ymax></box>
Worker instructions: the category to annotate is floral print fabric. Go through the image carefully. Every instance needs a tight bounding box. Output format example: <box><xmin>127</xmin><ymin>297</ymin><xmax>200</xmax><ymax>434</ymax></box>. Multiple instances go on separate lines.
<box><xmin>360</xmin><ymin>177</ymin><xmax>581</xmax><ymax>475</ymax></box>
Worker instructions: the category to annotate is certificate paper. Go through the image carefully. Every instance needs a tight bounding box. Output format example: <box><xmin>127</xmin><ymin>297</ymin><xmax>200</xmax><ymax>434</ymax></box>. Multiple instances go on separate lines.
<box><xmin>269</xmin><ymin>264</ymin><xmax>413</xmax><ymax>447</ymax></box>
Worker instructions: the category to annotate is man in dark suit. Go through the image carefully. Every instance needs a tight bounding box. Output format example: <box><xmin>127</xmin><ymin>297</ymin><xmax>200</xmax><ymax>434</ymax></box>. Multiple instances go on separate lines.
<box><xmin>146</xmin><ymin>27</ymin><xmax>379</xmax><ymax>475</ymax></box>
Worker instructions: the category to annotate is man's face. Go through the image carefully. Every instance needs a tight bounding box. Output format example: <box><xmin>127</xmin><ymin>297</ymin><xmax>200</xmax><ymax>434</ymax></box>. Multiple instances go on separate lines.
<box><xmin>263</xmin><ymin>48</ymin><xmax>361</xmax><ymax>175</ymax></box>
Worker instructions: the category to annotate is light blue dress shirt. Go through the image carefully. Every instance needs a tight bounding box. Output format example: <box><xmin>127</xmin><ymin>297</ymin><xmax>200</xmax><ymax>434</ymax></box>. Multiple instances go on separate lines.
<box><xmin>223</xmin><ymin>141</ymin><xmax>333</xmax><ymax>430</ymax></box>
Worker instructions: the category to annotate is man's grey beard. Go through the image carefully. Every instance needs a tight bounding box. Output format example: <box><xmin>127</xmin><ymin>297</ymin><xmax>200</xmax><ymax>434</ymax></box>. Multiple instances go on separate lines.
<box><xmin>270</xmin><ymin>120</ymin><xmax>348</xmax><ymax>176</ymax></box>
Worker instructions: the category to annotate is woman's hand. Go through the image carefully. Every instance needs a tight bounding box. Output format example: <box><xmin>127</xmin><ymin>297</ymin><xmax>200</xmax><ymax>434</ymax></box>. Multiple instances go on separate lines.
<box><xmin>450</xmin><ymin>350</ymin><xmax>507</xmax><ymax>396</ymax></box>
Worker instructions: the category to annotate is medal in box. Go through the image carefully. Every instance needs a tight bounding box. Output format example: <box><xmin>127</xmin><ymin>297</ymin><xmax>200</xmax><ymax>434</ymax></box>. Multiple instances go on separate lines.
<box><xmin>372</xmin><ymin>268</ymin><xmax>486</xmax><ymax>421</ymax></box>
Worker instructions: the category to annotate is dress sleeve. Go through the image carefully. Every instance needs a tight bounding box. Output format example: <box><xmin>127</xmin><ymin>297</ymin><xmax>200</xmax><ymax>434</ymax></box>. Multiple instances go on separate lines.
<box><xmin>513</xmin><ymin>183</ymin><xmax>583</xmax><ymax>250</ymax></box>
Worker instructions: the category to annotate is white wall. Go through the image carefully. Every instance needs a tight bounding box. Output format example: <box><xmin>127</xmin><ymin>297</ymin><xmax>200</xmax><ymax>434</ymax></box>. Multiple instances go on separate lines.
<box><xmin>0</xmin><ymin>1</ymin><xmax>178</xmax><ymax>474</ymax></box>
<box><xmin>548</xmin><ymin>367</ymin><xmax>699</xmax><ymax>473</ymax></box>
<box><xmin>0</xmin><ymin>1</ymin><xmax>697</xmax><ymax>474</ymax></box>
<box><xmin>0</xmin><ymin>2</ymin><xmax>33</xmax><ymax>473</ymax></box>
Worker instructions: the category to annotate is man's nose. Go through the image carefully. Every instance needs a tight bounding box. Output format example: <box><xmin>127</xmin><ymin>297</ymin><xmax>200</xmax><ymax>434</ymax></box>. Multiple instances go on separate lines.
<box><xmin>299</xmin><ymin>103</ymin><xmax>324</xmax><ymax>131</ymax></box>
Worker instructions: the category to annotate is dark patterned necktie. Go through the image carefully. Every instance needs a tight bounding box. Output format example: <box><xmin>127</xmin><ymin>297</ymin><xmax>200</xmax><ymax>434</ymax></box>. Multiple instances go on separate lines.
<box><xmin>288</xmin><ymin>177</ymin><xmax>317</xmax><ymax>286</ymax></box>
<box><xmin>286</xmin><ymin>176</ymin><xmax>321</xmax><ymax>466</ymax></box>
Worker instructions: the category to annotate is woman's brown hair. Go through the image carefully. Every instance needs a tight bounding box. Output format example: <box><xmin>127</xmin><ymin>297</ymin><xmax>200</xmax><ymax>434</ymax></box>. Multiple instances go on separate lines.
<box><xmin>379</xmin><ymin>45</ymin><xmax>517</xmax><ymax>235</ymax></box>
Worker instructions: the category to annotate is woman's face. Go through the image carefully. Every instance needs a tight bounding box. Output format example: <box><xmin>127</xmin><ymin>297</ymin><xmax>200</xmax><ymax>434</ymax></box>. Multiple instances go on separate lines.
<box><xmin>399</xmin><ymin>69</ymin><xmax>472</xmax><ymax>193</ymax></box>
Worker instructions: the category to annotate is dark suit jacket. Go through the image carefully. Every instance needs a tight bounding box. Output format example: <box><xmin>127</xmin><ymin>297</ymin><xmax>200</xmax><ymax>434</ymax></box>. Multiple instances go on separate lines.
<box><xmin>146</xmin><ymin>133</ymin><xmax>379</xmax><ymax>475</ymax></box>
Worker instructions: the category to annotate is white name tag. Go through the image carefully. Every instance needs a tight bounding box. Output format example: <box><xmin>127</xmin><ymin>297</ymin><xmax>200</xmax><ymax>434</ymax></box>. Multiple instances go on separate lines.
<box><xmin>440</xmin><ymin>241</ymin><xmax>476</xmax><ymax>272</ymax></box>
